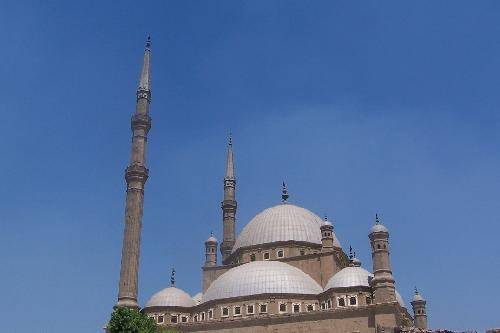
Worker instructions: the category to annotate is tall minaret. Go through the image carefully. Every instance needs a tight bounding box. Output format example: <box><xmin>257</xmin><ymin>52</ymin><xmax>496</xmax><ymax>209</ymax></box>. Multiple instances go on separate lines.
<box><xmin>116</xmin><ymin>37</ymin><xmax>152</xmax><ymax>309</ymax></box>
<box><xmin>220</xmin><ymin>135</ymin><xmax>237</xmax><ymax>262</ymax></box>
<box><xmin>368</xmin><ymin>214</ymin><xmax>396</xmax><ymax>304</ymax></box>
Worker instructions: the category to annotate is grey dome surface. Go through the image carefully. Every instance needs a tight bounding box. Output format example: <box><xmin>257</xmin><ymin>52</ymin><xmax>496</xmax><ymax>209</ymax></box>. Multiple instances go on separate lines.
<box><xmin>192</xmin><ymin>292</ymin><xmax>203</xmax><ymax>305</ymax></box>
<box><xmin>202</xmin><ymin>261</ymin><xmax>323</xmax><ymax>302</ymax></box>
<box><xmin>233</xmin><ymin>203</ymin><xmax>340</xmax><ymax>252</ymax></box>
<box><xmin>325</xmin><ymin>266</ymin><xmax>373</xmax><ymax>289</ymax></box>
<box><xmin>144</xmin><ymin>287</ymin><xmax>196</xmax><ymax>308</ymax></box>
<box><xmin>370</xmin><ymin>223</ymin><xmax>389</xmax><ymax>233</ymax></box>
<box><xmin>396</xmin><ymin>290</ymin><xmax>406</xmax><ymax>308</ymax></box>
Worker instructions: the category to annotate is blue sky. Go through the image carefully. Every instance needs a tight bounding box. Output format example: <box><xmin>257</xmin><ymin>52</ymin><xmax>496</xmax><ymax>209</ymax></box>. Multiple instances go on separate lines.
<box><xmin>1</xmin><ymin>1</ymin><xmax>499</xmax><ymax>332</ymax></box>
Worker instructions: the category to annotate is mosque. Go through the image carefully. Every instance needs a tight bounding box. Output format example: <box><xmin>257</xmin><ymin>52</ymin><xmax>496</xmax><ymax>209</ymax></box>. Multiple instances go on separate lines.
<box><xmin>114</xmin><ymin>38</ymin><xmax>430</xmax><ymax>333</ymax></box>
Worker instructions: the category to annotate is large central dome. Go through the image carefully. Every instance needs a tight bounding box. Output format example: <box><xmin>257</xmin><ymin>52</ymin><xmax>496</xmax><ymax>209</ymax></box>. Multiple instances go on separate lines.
<box><xmin>232</xmin><ymin>203</ymin><xmax>340</xmax><ymax>252</ymax></box>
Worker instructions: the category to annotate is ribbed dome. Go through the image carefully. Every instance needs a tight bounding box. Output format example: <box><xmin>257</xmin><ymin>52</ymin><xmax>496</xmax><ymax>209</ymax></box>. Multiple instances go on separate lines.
<box><xmin>233</xmin><ymin>203</ymin><xmax>340</xmax><ymax>252</ymax></box>
<box><xmin>202</xmin><ymin>261</ymin><xmax>323</xmax><ymax>302</ymax></box>
<box><xmin>325</xmin><ymin>266</ymin><xmax>373</xmax><ymax>289</ymax></box>
<box><xmin>144</xmin><ymin>287</ymin><xmax>196</xmax><ymax>308</ymax></box>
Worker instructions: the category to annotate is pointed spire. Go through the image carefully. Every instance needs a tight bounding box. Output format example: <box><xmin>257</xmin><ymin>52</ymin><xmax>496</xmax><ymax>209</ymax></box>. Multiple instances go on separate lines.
<box><xmin>224</xmin><ymin>132</ymin><xmax>235</xmax><ymax>180</ymax></box>
<box><xmin>138</xmin><ymin>35</ymin><xmax>152</xmax><ymax>91</ymax></box>
<box><xmin>281</xmin><ymin>181</ymin><xmax>289</xmax><ymax>202</ymax></box>
<box><xmin>170</xmin><ymin>268</ymin><xmax>176</xmax><ymax>287</ymax></box>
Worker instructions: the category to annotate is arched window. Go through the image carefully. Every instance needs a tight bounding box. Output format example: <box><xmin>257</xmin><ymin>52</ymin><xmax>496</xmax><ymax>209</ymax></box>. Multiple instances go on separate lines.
<box><xmin>250</xmin><ymin>253</ymin><xmax>256</xmax><ymax>261</ymax></box>
<box><xmin>337</xmin><ymin>297</ymin><xmax>345</xmax><ymax>307</ymax></box>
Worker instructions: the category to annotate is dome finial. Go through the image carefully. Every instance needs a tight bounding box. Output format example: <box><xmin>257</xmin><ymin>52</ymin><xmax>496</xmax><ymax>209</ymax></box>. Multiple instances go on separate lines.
<box><xmin>375</xmin><ymin>213</ymin><xmax>380</xmax><ymax>224</ymax></box>
<box><xmin>228</xmin><ymin>130</ymin><xmax>232</xmax><ymax>146</ymax></box>
<box><xmin>349</xmin><ymin>245</ymin><xmax>353</xmax><ymax>260</ymax></box>
<box><xmin>414</xmin><ymin>286</ymin><xmax>419</xmax><ymax>294</ymax></box>
<box><xmin>170</xmin><ymin>268</ymin><xmax>176</xmax><ymax>287</ymax></box>
<box><xmin>281</xmin><ymin>181</ymin><xmax>289</xmax><ymax>202</ymax></box>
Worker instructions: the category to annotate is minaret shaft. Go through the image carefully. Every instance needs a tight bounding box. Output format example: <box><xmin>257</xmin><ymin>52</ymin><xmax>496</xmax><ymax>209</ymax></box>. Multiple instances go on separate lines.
<box><xmin>116</xmin><ymin>38</ymin><xmax>152</xmax><ymax>309</ymax></box>
<box><xmin>221</xmin><ymin>139</ymin><xmax>237</xmax><ymax>263</ymax></box>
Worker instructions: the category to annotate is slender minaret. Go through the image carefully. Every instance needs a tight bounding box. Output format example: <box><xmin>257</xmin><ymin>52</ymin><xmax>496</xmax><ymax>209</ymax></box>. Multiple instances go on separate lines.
<box><xmin>220</xmin><ymin>135</ymin><xmax>237</xmax><ymax>262</ymax></box>
<box><xmin>411</xmin><ymin>288</ymin><xmax>428</xmax><ymax>330</ymax></box>
<box><xmin>116</xmin><ymin>37</ymin><xmax>152</xmax><ymax>309</ymax></box>
<box><xmin>369</xmin><ymin>214</ymin><xmax>396</xmax><ymax>304</ymax></box>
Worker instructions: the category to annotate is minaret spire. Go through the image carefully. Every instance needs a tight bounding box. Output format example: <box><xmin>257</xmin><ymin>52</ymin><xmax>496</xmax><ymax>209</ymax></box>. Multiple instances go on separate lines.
<box><xmin>116</xmin><ymin>36</ymin><xmax>153</xmax><ymax>309</ymax></box>
<box><xmin>221</xmin><ymin>133</ymin><xmax>237</xmax><ymax>263</ymax></box>
<box><xmin>281</xmin><ymin>181</ymin><xmax>289</xmax><ymax>202</ymax></box>
<box><xmin>170</xmin><ymin>268</ymin><xmax>176</xmax><ymax>287</ymax></box>
<box><xmin>225</xmin><ymin>132</ymin><xmax>234</xmax><ymax>179</ymax></box>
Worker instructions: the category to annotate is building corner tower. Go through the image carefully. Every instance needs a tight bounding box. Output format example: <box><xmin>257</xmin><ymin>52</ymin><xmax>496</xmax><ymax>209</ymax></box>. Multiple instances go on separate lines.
<box><xmin>369</xmin><ymin>214</ymin><xmax>396</xmax><ymax>304</ymax></box>
<box><xmin>116</xmin><ymin>37</ymin><xmax>152</xmax><ymax>309</ymax></box>
<box><xmin>411</xmin><ymin>288</ymin><xmax>428</xmax><ymax>330</ymax></box>
<box><xmin>220</xmin><ymin>135</ymin><xmax>237</xmax><ymax>263</ymax></box>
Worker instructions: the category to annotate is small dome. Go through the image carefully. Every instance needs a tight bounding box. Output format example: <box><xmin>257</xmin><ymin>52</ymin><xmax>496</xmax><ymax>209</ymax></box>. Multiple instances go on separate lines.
<box><xmin>144</xmin><ymin>287</ymin><xmax>196</xmax><ymax>308</ymax></box>
<box><xmin>203</xmin><ymin>261</ymin><xmax>323</xmax><ymax>302</ymax></box>
<box><xmin>351</xmin><ymin>257</ymin><xmax>362</xmax><ymax>267</ymax></box>
<box><xmin>206</xmin><ymin>235</ymin><xmax>217</xmax><ymax>243</ymax></box>
<box><xmin>412</xmin><ymin>291</ymin><xmax>425</xmax><ymax>302</ymax></box>
<box><xmin>192</xmin><ymin>292</ymin><xmax>203</xmax><ymax>305</ymax></box>
<box><xmin>370</xmin><ymin>223</ymin><xmax>389</xmax><ymax>233</ymax></box>
<box><xmin>325</xmin><ymin>266</ymin><xmax>373</xmax><ymax>289</ymax></box>
<box><xmin>233</xmin><ymin>203</ymin><xmax>341</xmax><ymax>252</ymax></box>
<box><xmin>322</xmin><ymin>220</ymin><xmax>333</xmax><ymax>227</ymax></box>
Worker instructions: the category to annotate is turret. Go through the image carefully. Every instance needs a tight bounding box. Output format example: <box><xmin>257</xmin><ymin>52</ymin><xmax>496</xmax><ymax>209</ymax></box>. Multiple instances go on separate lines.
<box><xmin>205</xmin><ymin>232</ymin><xmax>218</xmax><ymax>267</ymax></box>
<box><xmin>411</xmin><ymin>288</ymin><xmax>428</xmax><ymax>329</ymax></box>
<box><xmin>220</xmin><ymin>135</ymin><xmax>237</xmax><ymax>263</ymax></box>
<box><xmin>368</xmin><ymin>214</ymin><xmax>396</xmax><ymax>304</ymax></box>
<box><xmin>320</xmin><ymin>216</ymin><xmax>334</xmax><ymax>252</ymax></box>
<box><xmin>116</xmin><ymin>36</ymin><xmax>153</xmax><ymax>309</ymax></box>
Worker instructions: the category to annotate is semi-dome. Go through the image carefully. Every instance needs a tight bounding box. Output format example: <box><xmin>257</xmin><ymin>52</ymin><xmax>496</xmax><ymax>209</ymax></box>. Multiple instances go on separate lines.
<box><xmin>233</xmin><ymin>203</ymin><xmax>340</xmax><ymax>252</ymax></box>
<box><xmin>325</xmin><ymin>262</ymin><xmax>406</xmax><ymax>308</ymax></box>
<box><xmin>144</xmin><ymin>287</ymin><xmax>196</xmax><ymax>308</ymax></box>
<box><xmin>202</xmin><ymin>261</ymin><xmax>323</xmax><ymax>302</ymax></box>
<box><xmin>192</xmin><ymin>292</ymin><xmax>203</xmax><ymax>305</ymax></box>
<box><xmin>325</xmin><ymin>263</ymin><xmax>373</xmax><ymax>290</ymax></box>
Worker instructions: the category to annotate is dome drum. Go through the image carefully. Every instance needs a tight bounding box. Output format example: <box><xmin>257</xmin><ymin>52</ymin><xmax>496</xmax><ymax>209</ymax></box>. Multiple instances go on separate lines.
<box><xmin>227</xmin><ymin>240</ymin><xmax>324</xmax><ymax>265</ymax></box>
